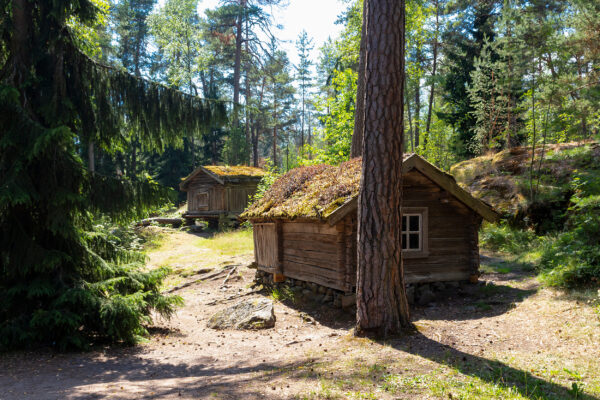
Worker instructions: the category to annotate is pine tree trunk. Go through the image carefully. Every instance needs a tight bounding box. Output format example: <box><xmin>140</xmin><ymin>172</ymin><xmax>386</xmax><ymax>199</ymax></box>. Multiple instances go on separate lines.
<box><xmin>232</xmin><ymin>0</ymin><xmax>246</xmax><ymax>127</ymax></box>
<box><xmin>244</xmin><ymin>16</ymin><xmax>251</xmax><ymax>164</ymax></box>
<box><xmin>350</xmin><ymin>0</ymin><xmax>367</xmax><ymax>158</ymax></box>
<box><xmin>356</xmin><ymin>0</ymin><xmax>411</xmax><ymax>338</ymax></box>
<box><xmin>414</xmin><ymin>73</ymin><xmax>421</xmax><ymax>148</ymax></box>
<box><xmin>425</xmin><ymin>0</ymin><xmax>439</xmax><ymax>145</ymax></box>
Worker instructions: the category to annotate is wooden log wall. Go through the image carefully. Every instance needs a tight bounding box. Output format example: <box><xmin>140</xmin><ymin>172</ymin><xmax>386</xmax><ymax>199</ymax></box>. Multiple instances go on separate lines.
<box><xmin>225</xmin><ymin>183</ymin><xmax>260</xmax><ymax>213</ymax></box>
<box><xmin>401</xmin><ymin>170</ymin><xmax>478</xmax><ymax>283</ymax></box>
<box><xmin>186</xmin><ymin>174</ymin><xmax>225</xmax><ymax>212</ymax></box>
<box><xmin>253</xmin><ymin>223</ymin><xmax>278</xmax><ymax>272</ymax></box>
<box><xmin>253</xmin><ymin>169</ymin><xmax>482</xmax><ymax>293</ymax></box>
<box><xmin>281</xmin><ymin>222</ymin><xmax>345</xmax><ymax>290</ymax></box>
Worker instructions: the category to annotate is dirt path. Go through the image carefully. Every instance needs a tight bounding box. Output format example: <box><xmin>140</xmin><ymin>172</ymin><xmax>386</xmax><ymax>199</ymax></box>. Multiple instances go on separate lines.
<box><xmin>1</xmin><ymin>231</ymin><xmax>599</xmax><ymax>399</ymax></box>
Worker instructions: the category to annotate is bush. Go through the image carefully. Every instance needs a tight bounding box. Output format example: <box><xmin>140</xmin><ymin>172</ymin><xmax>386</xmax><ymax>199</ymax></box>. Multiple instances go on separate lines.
<box><xmin>480</xmin><ymin>222</ymin><xmax>538</xmax><ymax>254</ymax></box>
<box><xmin>537</xmin><ymin>195</ymin><xmax>600</xmax><ymax>287</ymax></box>
<box><xmin>0</xmin><ymin>218</ymin><xmax>182</xmax><ymax>351</ymax></box>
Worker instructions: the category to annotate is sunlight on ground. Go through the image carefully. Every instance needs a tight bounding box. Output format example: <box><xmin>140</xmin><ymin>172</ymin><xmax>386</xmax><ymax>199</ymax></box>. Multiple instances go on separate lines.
<box><xmin>194</xmin><ymin>229</ymin><xmax>254</xmax><ymax>258</ymax></box>
<box><xmin>143</xmin><ymin>227</ymin><xmax>254</xmax><ymax>289</ymax></box>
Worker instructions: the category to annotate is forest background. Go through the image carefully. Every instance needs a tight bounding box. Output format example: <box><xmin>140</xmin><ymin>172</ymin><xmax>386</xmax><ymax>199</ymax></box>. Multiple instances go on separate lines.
<box><xmin>1</xmin><ymin>0</ymin><xmax>599</xmax><ymax>350</ymax></box>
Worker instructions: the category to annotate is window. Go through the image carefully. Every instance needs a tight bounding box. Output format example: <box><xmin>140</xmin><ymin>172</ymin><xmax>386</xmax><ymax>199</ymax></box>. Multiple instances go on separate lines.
<box><xmin>402</xmin><ymin>214</ymin><xmax>422</xmax><ymax>251</ymax></box>
<box><xmin>401</xmin><ymin>207</ymin><xmax>429</xmax><ymax>258</ymax></box>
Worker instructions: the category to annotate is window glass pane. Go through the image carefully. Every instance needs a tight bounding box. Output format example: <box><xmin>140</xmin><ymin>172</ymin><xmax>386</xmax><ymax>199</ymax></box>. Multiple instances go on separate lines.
<box><xmin>402</xmin><ymin>233</ymin><xmax>407</xmax><ymax>249</ymax></box>
<box><xmin>409</xmin><ymin>215</ymin><xmax>420</xmax><ymax>231</ymax></box>
<box><xmin>409</xmin><ymin>233</ymin><xmax>420</xmax><ymax>249</ymax></box>
<box><xmin>402</xmin><ymin>216</ymin><xmax>407</xmax><ymax>232</ymax></box>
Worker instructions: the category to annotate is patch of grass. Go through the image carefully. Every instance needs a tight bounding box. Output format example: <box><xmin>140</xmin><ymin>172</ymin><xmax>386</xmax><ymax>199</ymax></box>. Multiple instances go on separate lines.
<box><xmin>194</xmin><ymin>229</ymin><xmax>254</xmax><ymax>257</ymax></box>
<box><xmin>270</xmin><ymin>285</ymin><xmax>296</xmax><ymax>302</ymax></box>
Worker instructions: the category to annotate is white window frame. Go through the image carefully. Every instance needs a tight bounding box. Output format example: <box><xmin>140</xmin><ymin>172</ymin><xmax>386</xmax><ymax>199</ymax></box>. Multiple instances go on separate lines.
<box><xmin>402</xmin><ymin>207</ymin><xmax>429</xmax><ymax>259</ymax></box>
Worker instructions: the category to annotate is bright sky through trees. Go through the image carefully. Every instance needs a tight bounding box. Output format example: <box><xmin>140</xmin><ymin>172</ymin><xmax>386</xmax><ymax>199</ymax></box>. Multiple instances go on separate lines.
<box><xmin>157</xmin><ymin>0</ymin><xmax>344</xmax><ymax>66</ymax></box>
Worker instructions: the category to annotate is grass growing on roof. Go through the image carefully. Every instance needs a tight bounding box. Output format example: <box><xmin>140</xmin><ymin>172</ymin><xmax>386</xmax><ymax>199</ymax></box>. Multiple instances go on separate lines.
<box><xmin>203</xmin><ymin>165</ymin><xmax>266</xmax><ymax>177</ymax></box>
<box><xmin>242</xmin><ymin>158</ymin><xmax>362</xmax><ymax>220</ymax></box>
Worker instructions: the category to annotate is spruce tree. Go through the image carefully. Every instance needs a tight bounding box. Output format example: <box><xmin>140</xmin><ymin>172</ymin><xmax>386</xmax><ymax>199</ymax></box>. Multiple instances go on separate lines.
<box><xmin>0</xmin><ymin>0</ymin><xmax>224</xmax><ymax>350</ymax></box>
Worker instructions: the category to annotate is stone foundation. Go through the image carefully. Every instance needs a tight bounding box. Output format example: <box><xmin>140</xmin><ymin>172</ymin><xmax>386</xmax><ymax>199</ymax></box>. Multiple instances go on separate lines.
<box><xmin>254</xmin><ymin>270</ymin><xmax>472</xmax><ymax>308</ymax></box>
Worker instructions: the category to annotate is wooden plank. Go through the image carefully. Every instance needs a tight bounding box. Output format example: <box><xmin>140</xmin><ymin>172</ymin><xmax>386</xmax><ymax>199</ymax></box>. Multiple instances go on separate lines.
<box><xmin>283</xmin><ymin>267</ymin><xmax>346</xmax><ymax>291</ymax></box>
<box><xmin>282</xmin><ymin>260</ymin><xmax>344</xmax><ymax>281</ymax></box>
<box><xmin>254</xmin><ymin>223</ymin><xmax>278</xmax><ymax>269</ymax></box>
<box><xmin>283</xmin><ymin>239</ymin><xmax>337</xmax><ymax>254</ymax></box>
<box><xmin>282</xmin><ymin>253</ymin><xmax>340</xmax><ymax>271</ymax></box>
<box><xmin>276</xmin><ymin>220</ymin><xmax>283</xmax><ymax>275</ymax></box>
<box><xmin>284</xmin><ymin>232</ymin><xmax>338</xmax><ymax>243</ymax></box>
<box><xmin>282</xmin><ymin>222</ymin><xmax>337</xmax><ymax>235</ymax></box>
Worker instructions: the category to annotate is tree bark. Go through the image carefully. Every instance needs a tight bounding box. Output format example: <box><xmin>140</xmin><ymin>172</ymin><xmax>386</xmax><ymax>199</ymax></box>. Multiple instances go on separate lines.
<box><xmin>413</xmin><ymin>70</ymin><xmax>421</xmax><ymax>148</ymax></box>
<box><xmin>424</xmin><ymin>0</ymin><xmax>439</xmax><ymax>145</ymax></box>
<box><xmin>356</xmin><ymin>0</ymin><xmax>411</xmax><ymax>337</ymax></box>
<box><xmin>232</xmin><ymin>0</ymin><xmax>246</xmax><ymax>127</ymax></box>
<box><xmin>350</xmin><ymin>0</ymin><xmax>367</xmax><ymax>158</ymax></box>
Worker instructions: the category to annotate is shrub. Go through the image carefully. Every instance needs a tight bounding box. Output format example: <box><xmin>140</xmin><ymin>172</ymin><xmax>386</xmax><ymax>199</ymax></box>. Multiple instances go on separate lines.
<box><xmin>0</xmin><ymin>218</ymin><xmax>182</xmax><ymax>350</ymax></box>
<box><xmin>480</xmin><ymin>222</ymin><xmax>538</xmax><ymax>254</ymax></box>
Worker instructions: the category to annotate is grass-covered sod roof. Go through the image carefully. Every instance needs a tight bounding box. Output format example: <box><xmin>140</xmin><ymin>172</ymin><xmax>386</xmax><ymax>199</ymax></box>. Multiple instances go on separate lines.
<box><xmin>242</xmin><ymin>158</ymin><xmax>362</xmax><ymax>220</ymax></box>
<box><xmin>243</xmin><ymin>153</ymin><xmax>499</xmax><ymax>222</ymax></box>
<box><xmin>180</xmin><ymin>165</ymin><xmax>265</xmax><ymax>189</ymax></box>
<box><xmin>203</xmin><ymin>165</ymin><xmax>266</xmax><ymax>178</ymax></box>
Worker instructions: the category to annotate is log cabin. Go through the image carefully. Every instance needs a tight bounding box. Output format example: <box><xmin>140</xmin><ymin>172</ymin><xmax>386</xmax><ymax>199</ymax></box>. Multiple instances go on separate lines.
<box><xmin>242</xmin><ymin>154</ymin><xmax>499</xmax><ymax>295</ymax></box>
<box><xmin>180</xmin><ymin>165</ymin><xmax>265</xmax><ymax>227</ymax></box>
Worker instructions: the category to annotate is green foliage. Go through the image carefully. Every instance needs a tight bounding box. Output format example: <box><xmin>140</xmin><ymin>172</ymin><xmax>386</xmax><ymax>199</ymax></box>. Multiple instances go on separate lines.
<box><xmin>0</xmin><ymin>0</ymin><xmax>225</xmax><ymax>350</ymax></box>
<box><xmin>480</xmin><ymin>223</ymin><xmax>538</xmax><ymax>254</ymax></box>
<box><xmin>481</xmin><ymin>166</ymin><xmax>600</xmax><ymax>288</ymax></box>
<box><xmin>537</xmin><ymin>176</ymin><xmax>600</xmax><ymax>287</ymax></box>
<box><xmin>270</xmin><ymin>285</ymin><xmax>295</xmax><ymax>302</ymax></box>
<box><xmin>306</xmin><ymin>68</ymin><xmax>357</xmax><ymax>165</ymax></box>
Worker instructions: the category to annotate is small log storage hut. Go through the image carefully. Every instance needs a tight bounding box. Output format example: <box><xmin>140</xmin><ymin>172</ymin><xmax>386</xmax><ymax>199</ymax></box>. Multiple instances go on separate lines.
<box><xmin>180</xmin><ymin>165</ymin><xmax>265</xmax><ymax>226</ymax></box>
<box><xmin>242</xmin><ymin>154</ymin><xmax>499</xmax><ymax>294</ymax></box>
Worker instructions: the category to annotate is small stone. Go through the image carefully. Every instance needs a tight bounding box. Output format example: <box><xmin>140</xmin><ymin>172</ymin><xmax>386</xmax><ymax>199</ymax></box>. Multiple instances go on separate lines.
<box><xmin>321</xmin><ymin>295</ymin><xmax>332</xmax><ymax>303</ymax></box>
<box><xmin>318</xmin><ymin>285</ymin><xmax>327</xmax><ymax>294</ymax></box>
<box><xmin>313</xmin><ymin>294</ymin><xmax>324</xmax><ymax>303</ymax></box>
<box><xmin>326</xmin><ymin>288</ymin><xmax>333</xmax><ymax>296</ymax></box>
<box><xmin>433</xmin><ymin>282</ymin><xmax>446</xmax><ymax>291</ymax></box>
<box><xmin>309</xmin><ymin>283</ymin><xmax>318</xmax><ymax>294</ymax></box>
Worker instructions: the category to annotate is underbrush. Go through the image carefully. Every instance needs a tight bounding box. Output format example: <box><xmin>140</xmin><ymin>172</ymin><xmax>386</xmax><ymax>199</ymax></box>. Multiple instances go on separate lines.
<box><xmin>480</xmin><ymin>150</ymin><xmax>600</xmax><ymax>289</ymax></box>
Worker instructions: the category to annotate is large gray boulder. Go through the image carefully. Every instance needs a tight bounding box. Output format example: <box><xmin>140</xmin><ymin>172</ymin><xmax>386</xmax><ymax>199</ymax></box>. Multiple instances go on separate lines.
<box><xmin>207</xmin><ymin>298</ymin><xmax>275</xmax><ymax>330</ymax></box>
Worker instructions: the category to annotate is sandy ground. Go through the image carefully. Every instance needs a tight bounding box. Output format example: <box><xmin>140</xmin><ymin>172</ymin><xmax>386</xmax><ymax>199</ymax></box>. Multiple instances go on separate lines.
<box><xmin>1</xmin><ymin>230</ymin><xmax>599</xmax><ymax>399</ymax></box>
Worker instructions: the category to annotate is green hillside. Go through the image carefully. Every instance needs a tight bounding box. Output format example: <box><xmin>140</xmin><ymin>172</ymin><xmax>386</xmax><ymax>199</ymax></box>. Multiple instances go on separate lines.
<box><xmin>451</xmin><ymin>141</ymin><xmax>600</xmax><ymax>288</ymax></box>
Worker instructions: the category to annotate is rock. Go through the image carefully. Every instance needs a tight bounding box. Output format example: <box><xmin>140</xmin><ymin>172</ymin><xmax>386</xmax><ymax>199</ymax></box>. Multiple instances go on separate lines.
<box><xmin>446</xmin><ymin>281</ymin><xmax>460</xmax><ymax>288</ymax></box>
<box><xmin>321</xmin><ymin>295</ymin><xmax>332</xmax><ymax>304</ymax></box>
<box><xmin>432</xmin><ymin>282</ymin><xmax>446</xmax><ymax>291</ymax></box>
<box><xmin>313</xmin><ymin>294</ymin><xmax>324</xmax><ymax>303</ymax></box>
<box><xmin>405</xmin><ymin>285</ymin><xmax>415</xmax><ymax>305</ymax></box>
<box><xmin>417</xmin><ymin>288</ymin><xmax>436</xmax><ymax>306</ymax></box>
<box><xmin>318</xmin><ymin>285</ymin><xmax>327</xmax><ymax>294</ymax></box>
<box><xmin>326</xmin><ymin>288</ymin><xmax>333</xmax><ymax>296</ymax></box>
<box><xmin>341</xmin><ymin>294</ymin><xmax>356</xmax><ymax>309</ymax></box>
<box><xmin>309</xmin><ymin>283</ymin><xmax>319</xmax><ymax>294</ymax></box>
<box><xmin>207</xmin><ymin>298</ymin><xmax>275</xmax><ymax>330</ymax></box>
